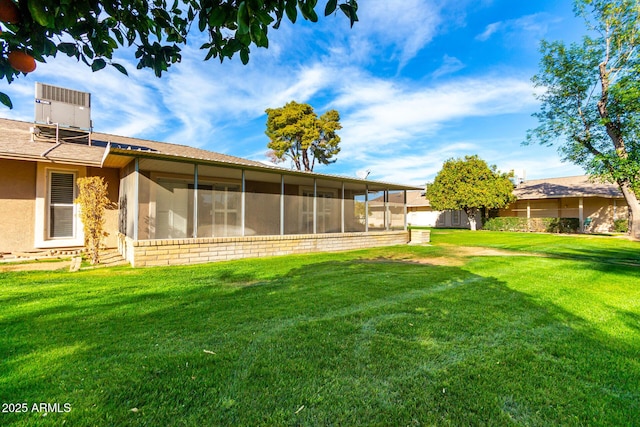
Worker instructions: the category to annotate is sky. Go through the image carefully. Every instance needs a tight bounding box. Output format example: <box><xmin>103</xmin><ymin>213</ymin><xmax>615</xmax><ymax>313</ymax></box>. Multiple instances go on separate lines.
<box><xmin>1</xmin><ymin>0</ymin><xmax>589</xmax><ymax>186</ymax></box>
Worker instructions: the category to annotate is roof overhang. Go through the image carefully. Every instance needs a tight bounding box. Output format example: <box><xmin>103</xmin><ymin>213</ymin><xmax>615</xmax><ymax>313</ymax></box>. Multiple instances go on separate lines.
<box><xmin>103</xmin><ymin>147</ymin><xmax>421</xmax><ymax>191</ymax></box>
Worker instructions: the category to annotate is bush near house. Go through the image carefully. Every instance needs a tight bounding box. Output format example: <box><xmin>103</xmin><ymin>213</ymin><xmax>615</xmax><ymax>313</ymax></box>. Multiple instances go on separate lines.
<box><xmin>484</xmin><ymin>217</ymin><xmax>580</xmax><ymax>233</ymax></box>
<box><xmin>614</xmin><ymin>219</ymin><xmax>629</xmax><ymax>233</ymax></box>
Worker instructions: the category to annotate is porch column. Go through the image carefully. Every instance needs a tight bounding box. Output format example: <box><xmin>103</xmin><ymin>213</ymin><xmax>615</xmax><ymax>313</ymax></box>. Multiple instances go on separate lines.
<box><xmin>385</xmin><ymin>189</ymin><xmax>389</xmax><ymax>231</ymax></box>
<box><xmin>313</xmin><ymin>178</ymin><xmax>317</xmax><ymax>234</ymax></box>
<box><xmin>193</xmin><ymin>164</ymin><xmax>198</xmax><ymax>238</ymax></box>
<box><xmin>579</xmin><ymin>196</ymin><xmax>584</xmax><ymax>232</ymax></box>
<box><xmin>133</xmin><ymin>157</ymin><xmax>139</xmax><ymax>241</ymax></box>
<box><xmin>365</xmin><ymin>185</ymin><xmax>369</xmax><ymax>232</ymax></box>
<box><xmin>280</xmin><ymin>174</ymin><xmax>284</xmax><ymax>235</ymax></box>
<box><xmin>404</xmin><ymin>190</ymin><xmax>408</xmax><ymax>231</ymax></box>
<box><xmin>341</xmin><ymin>182</ymin><xmax>345</xmax><ymax>233</ymax></box>
<box><xmin>241</xmin><ymin>170</ymin><xmax>246</xmax><ymax>237</ymax></box>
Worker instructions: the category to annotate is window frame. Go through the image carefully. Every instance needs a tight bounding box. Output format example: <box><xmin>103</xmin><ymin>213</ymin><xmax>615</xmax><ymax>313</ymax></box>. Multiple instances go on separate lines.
<box><xmin>47</xmin><ymin>170</ymin><xmax>77</xmax><ymax>240</ymax></box>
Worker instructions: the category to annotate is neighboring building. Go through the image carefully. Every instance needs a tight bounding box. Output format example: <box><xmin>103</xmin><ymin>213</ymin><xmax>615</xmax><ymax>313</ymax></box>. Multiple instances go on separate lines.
<box><xmin>498</xmin><ymin>175</ymin><xmax>628</xmax><ymax>233</ymax></box>
<box><xmin>405</xmin><ymin>175</ymin><xmax>627</xmax><ymax>233</ymax></box>
<box><xmin>0</xmin><ymin>85</ymin><xmax>419</xmax><ymax>266</ymax></box>
<box><xmin>405</xmin><ymin>190</ymin><xmax>470</xmax><ymax>228</ymax></box>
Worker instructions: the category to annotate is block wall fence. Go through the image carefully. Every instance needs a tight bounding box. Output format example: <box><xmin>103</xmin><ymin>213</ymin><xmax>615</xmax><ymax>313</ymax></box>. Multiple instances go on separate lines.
<box><xmin>118</xmin><ymin>231</ymin><xmax>410</xmax><ymax>267</ymax></box>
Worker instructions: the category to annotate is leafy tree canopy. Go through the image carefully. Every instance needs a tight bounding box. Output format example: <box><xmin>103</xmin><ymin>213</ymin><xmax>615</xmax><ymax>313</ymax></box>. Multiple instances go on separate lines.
<box><xmin>526</xmin><ymin>0</ymin><xmax>640</xmax><ymax>238</ymax></box>
<box><xmin>0</xmin><ymin>0</ymin><xmax>358</xmax><ymax>108</ymax></box>
<box><xmin>265</xmin><ymin>100</ymin><xmax>341</xmax><ymax>172</ymax></box>
<box><xmin>426</xmin><ymin>155</ymin><xmax>515</xmax><ymax>230</ymax></box>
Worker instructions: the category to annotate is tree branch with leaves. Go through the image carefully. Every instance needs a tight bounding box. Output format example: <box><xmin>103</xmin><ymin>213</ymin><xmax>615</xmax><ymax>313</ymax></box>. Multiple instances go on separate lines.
<box><xmin>526</xmin><ymin>0</ymin><xmax>640</xmax><ymax>238</ymax></box>
<box><xmin>0</xmin><ymin>0</ymin><xmax>358</xmax><ymax>108</ymax></box>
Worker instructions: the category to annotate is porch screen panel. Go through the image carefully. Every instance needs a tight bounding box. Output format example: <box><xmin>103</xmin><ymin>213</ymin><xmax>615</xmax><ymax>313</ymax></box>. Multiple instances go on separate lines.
<box><xmin>283</xmin><ymin>175</ymin><xmax>314</xmax><ymax>235</ymax></box>
<box><xmin>138</xmin><ymin>159</ymin><xmax>195</xmax><ymax>240</ymax></box>
<box><xmin>368</xmin><ymin>189</ymin><xmax>386</xmax><ymax>231</ymax></box>
<box><xmin>49</xmin><ymin>172</ymin><xmax>75</xmax><ymax>238</ymax></box>
<box><xmin>118</xmin><ymin>161</ymin><xmax>137</xmax><ymax>237</ymax></box>
<box><xmin>316</xmin><ymin>179</ymin><xmax>342</xmax><ymax>233</ymax></box>
<box><xmin>388</xmin><ymin>190</ymin><xmax>405</xmax><ymax>230</ymax></box>
<box><xmin>344</xmin><ymin>184</ymin><xmax>367</xmax><ymax>232</ymax></box>
<box><xmin>196</xmin><ymin>165</ymin><xmax>242</xmax><ymax>237</ymax></box>
<box><xmin>245</xmin><ymin>170</ymin><xmax>281</xmax><ymax>236</ymax></box>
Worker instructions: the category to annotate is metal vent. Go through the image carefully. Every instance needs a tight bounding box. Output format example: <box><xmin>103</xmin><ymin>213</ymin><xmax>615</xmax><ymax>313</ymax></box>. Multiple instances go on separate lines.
<box><xmin>36</xmin><ymin>83</ymin><xmax>90</xmax><ymax>107</ymax></box>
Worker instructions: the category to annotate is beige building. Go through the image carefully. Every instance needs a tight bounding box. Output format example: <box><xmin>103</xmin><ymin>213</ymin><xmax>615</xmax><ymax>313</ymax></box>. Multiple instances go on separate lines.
<box><xmin>0</xmin><ymin>116</ymin><xmax>420</xmax><ymax>266</ymax></box>
<box><xmin>499</xmin><ymin>175</ymin><xmax>628</xmax><ymax>233</ymax></box>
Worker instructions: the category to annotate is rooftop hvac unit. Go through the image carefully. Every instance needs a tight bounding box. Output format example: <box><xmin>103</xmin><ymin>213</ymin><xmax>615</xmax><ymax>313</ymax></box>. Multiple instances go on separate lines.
<box><xmin>34</xmin><ymin>82</ymin><xmax>91</xmax><ymax>131</ymax></box>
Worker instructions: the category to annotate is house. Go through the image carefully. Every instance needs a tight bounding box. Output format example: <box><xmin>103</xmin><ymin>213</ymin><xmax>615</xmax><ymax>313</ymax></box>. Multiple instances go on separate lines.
<box><xmin>498</xmin><ymin>175</ymin><xmax>628</xmax><ymax>233</ymax></box>
<box><xmin>405</xmin><ymin>190</ymin><xmax>470</xmax><ymax>228</ymax></box>
<box><xmin>0</xmin><ymin>85</ymin><xmax>420</xmax><ymax>266</ymax></box>
<box><xmin>404</xmin><ymin>175</ymin><xmax>627</xmax><ymax>233</ymax></box>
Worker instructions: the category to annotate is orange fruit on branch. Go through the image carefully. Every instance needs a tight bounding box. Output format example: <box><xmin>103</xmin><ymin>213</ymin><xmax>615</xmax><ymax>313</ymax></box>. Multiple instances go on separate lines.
<box><xmin>8</xmin><ymin>51</ymin><xmax>36</xmax><ymax>73</ymax></box>
<box><xmin>0</xmin><ymin>0</ymin><xmax>21</xmax><ymax>24</ymax></box>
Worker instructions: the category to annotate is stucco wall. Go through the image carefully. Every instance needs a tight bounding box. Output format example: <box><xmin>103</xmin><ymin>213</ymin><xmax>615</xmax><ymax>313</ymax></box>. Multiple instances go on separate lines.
<box><xmin>120</xmin><ymin>231</ymin><xmax>410</xmax><ymax>267</ymax></box>
<box><xmin>0</xmin><ymin>159</ymin><xmax>120</xmax><ymax>253</ymax></box>
<box><xmin>0</xmin><ymin>159</ymin><xmax>36</xmax><ymax>252</ymax></box>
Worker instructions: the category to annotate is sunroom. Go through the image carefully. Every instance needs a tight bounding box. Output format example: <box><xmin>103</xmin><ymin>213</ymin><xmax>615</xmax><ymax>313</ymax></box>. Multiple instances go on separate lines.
<box><xmin>105</xmin><ymin>149</ymin><xmax>418</xmax><ymax>267</ymax></box>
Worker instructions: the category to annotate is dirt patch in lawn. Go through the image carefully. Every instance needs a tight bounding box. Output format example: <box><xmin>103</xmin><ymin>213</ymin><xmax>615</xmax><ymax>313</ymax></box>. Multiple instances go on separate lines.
<box><xmin>373</xmin><ymin>245</ymin><xmax>541</xmax><ymax>267</ymax></box>
<box><xmin>0</xmin><ymin>261</ymin><xmax>71</xmax><ymax>272</ymax></box>
<box><xmin>410</xmin><ymin>247</ymin><xmax>534</xmax><ymax>267</ymax></box>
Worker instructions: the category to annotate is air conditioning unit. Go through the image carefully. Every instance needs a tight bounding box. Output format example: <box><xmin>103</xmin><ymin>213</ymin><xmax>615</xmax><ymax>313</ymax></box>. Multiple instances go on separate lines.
<box><xmin>34</xmin><ymin>82</ymin><xmax>91</xmax><ymax>131</ymax></box>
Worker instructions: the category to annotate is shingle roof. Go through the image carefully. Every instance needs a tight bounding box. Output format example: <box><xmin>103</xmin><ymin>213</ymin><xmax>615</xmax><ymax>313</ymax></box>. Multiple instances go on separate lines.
<box><xmin>513</xmin><ymin>175</ymin><xmax>623</xmax><ymax>199</ymax></box>
<box><xmin>0</xmin><ymin>118</ymin><xmax>419</xmax><ymax>190</ymax></box>
<box><xmin>0</xmin><ymin>118</ymin><xmax>105</xmax><ymax>165</ymax></box>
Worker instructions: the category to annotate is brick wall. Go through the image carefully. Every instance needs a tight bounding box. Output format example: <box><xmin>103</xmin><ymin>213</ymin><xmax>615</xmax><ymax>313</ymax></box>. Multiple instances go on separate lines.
<box><xmin>118</xmin><ymin>231</ymin><xmax>410</xmax><ymax>267</ymax></box>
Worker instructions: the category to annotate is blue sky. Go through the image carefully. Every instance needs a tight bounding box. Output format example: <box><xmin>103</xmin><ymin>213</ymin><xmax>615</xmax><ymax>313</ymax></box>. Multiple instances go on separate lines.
<box><xmin>1</xmin><ymin>0</ymin><xmax>588</xmax><ymax>185</ymax></box>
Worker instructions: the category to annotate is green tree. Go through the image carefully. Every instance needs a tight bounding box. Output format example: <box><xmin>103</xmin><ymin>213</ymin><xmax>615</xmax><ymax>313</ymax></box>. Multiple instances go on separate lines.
<box><xmin>426</xmin><ymin>155</ymin><xmax>515</xmax><ymax>231</ymax></box>
<box><xmin>265</xmin><ymin>100</ymin><xmax>341</xmax><ymax>171</ymax></box>
<box><xmin>0</xmin><ymin>0</ymin><xmax>358</xmax><ymax>108</ymax></box>
<box><xmin>526</xmin><ymin>0</ymin><xmax>640</xmax><ymax>239</ymax></box>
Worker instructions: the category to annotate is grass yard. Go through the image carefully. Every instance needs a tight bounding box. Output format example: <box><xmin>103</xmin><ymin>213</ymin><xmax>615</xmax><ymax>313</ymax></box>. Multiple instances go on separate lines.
<box><xmin>1</xmin><ymin>230</ymin><xmax>639</xmax><ymax>426</ymax></box>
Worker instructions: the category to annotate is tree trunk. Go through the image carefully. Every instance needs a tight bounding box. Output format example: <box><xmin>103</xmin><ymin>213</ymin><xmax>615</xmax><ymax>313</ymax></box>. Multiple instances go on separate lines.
<box><xmin>619</xmin><ymin>181</ymin><xmax>640</xmax><ymax>240</ymax></box>
<box><xmin>466</xmin><ymin>208</ymin><xmax>478</xmax><ymax>231</ymax></box>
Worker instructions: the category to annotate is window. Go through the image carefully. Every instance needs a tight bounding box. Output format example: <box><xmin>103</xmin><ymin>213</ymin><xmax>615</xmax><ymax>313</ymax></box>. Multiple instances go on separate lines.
<box><xmin>49</xmin><ymin>171</ymin><xmax>76</xmax><ymax>238</ymax></box>
<box><xmin>452</xmin><ymin>210</ymin><xmax>461</xmax><ymax>226</ymax></box>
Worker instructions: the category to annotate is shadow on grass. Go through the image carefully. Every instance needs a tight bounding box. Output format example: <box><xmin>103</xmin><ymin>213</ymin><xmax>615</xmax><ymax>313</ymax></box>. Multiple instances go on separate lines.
<box><xmin>1</xmin><ymin>259</ymin><xmax>639</xmax><ymax>426</ymax></box>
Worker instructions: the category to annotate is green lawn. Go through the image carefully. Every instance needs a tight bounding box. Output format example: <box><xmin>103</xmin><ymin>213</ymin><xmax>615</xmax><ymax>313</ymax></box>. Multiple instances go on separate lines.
<box><xmin>1</xmin><ymin>231</ymin><xmax>639</xmax><ymax>426</ymax></box>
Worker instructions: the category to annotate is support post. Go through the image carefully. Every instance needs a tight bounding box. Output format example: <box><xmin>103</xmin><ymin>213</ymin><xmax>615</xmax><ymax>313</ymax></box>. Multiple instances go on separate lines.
<box><xmin>365</xmin><ymin>185</ymin><xmax>369</xmax><ymax>233</ymax></box>
<box><xmin>133</xmin><ymin>158</ymin><xmax>139</xmax><ymax>241</ymax></box>
<box><xmin>404</xmin><ymin>190</ymin><xmax>408</xmax><ymax>231</ymax></box>
<box><xmin>193</xmin><ymin>164</ymin><xmax>198</xmax><ymax>238</ymax></box>
<box><xmin>241</xmin><ymin>170</ymin><xmax>246</xmax><ymax>237</ymax></box>
<box><xmin>280</xmin><ymin>174</ymin><xmax>285</xmax><ymax>235</ymax></box>
<box><xmin>313</xmin><ymin>178</ymin><xmax>317</xmax><ymax>234</ymax></box>
<box><xmin>341</xmin><ymin>182</ymin><xmax>345</xmax><ymax>233</ymax></box>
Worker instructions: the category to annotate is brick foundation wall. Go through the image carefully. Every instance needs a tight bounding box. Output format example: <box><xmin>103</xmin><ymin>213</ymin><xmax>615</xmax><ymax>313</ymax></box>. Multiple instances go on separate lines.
<box><xmin>118</xmin><ymin>231</ymin><xmax>410</xmax><ymax>267</ymax></box>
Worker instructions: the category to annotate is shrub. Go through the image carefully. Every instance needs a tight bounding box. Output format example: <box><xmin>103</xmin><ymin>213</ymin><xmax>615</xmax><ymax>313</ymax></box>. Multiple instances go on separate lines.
<box><xmin>76</xmin><ymin>177</ymin><xmax>110</xmax><ymax>265</ymax></box>
<box><xmin>614</xmin><ymin>219</ymin><xmax>629</xmax><ymax>233</ymax></box>
<box><xmin>483</xmin><ymin>217</ymin><xmax>580</xmax><ymax>233</ymax></box>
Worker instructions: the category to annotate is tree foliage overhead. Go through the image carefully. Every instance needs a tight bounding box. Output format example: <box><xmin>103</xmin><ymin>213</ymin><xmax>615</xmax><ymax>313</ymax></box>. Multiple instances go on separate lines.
<box><xmin>265</xmin><ymin>100</ymin><xmax>341</xmax><ymax>172</ymax></box>
<box><xmin>526</xmin><ymin>0</ymin><xmax>640</xmax><ymax>238</ymax></box>
<box><xmin>426</xmin><ymin>155</ymin><xmax>515</xmax><ymax>230</ymax></box>
<box><xmin>0</xmin><ymin>0</ymin><xmax>358</xmax><ymax>108</ymax></box>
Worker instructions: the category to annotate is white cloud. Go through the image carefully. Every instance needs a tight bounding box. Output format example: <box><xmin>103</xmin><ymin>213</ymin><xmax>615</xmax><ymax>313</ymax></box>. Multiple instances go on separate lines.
<box><xmin>431</xmin><ymin>55</ymin><xmax>466</xmax><ymax>78</ymax></box>
<box><xmin>476</xmin><ymin>13</ymin><xmax>560</xmax><ymax>42</ymax></box>
<box><xmin>476</xmin><ymin>22</ymin><xmax>502</xmax><ymax>41</ymax></box>
<box><xmin>346</xmin><ymin>0</ymin><xmax>444</xmax><ymax>69</ymax></box>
